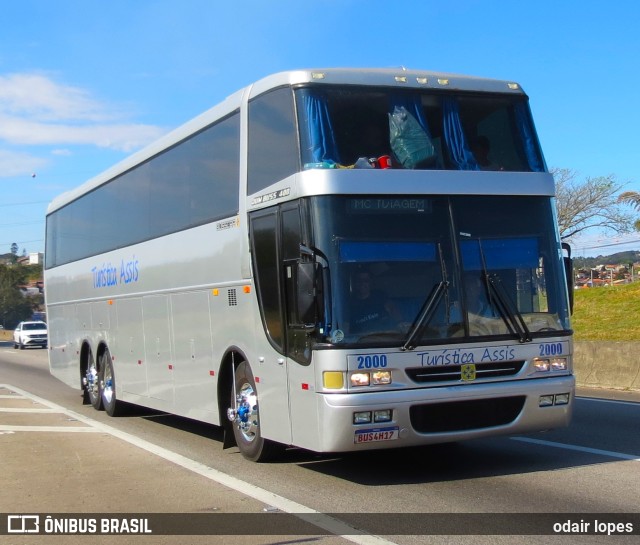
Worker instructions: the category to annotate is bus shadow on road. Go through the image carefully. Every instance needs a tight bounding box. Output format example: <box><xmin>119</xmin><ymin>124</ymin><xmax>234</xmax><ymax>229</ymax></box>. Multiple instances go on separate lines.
<box><xmin>290</xmin><ymin>434</ymin><xmax>625</xmax><ymax>486</ymax></box>
<box><xmin>137</xmin><ymin>411</ymin><xmax>226</xmax><ymax>442</ymax></box>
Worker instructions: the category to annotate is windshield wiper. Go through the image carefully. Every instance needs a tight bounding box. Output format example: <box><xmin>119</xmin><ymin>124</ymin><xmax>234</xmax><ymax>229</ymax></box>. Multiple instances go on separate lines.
<box><xmin>401</xmin><ymin>280</ymin><xmax>448</xmax><ymax>351</ymax></box>
<box><xmin>402</xmin><ymin>243</ymin><xmax>450</xmax><ymax>351</ymax></box>
<box><xmin>485</xmin><ymin>273</ymin><xmax>531</xmax><ymax>343</ymax></box>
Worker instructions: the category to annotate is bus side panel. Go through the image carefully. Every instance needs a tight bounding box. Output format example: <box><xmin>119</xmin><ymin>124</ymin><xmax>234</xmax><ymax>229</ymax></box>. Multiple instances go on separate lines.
<box><xmin>48</xmin><ymin>304</ymin><xmax>79</xmax><ymax>390</ymax></box>
<box><xmin>91</xmin><ymin>300</ymin><xmax>110</xmax><ymax>331</ymax></box>
<box><xmin>287</xmin><ymin>356</ymin><xmax>322</xmax><ymax>451</ymax></box>
<box><xmin>114</xmin><ymin>298</ymin><xmax>148</xmax><ymax>397</ymax></box>
<box><xmin>143</xmin><ymin>295</ymin><xmax>174</xmax><ymax>405</ymax></box>
<box><xmin>171</xmin><ymin>290</ymin><xmax>217</xmax><ymax>421</ymax></box>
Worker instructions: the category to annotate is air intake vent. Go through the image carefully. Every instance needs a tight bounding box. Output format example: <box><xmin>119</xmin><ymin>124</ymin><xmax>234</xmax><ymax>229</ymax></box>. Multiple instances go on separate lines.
<box><xmin>228</xmin><ymin>289</ymin><xmax>238</xmax><ymax>306</ymax></box>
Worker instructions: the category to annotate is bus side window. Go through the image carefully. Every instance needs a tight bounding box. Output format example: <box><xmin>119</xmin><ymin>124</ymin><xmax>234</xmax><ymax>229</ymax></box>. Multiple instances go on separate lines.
<box><xmin>248</xmin><ymin>87</ymin><xmax>299</xmax><ymax>195</ymax></box>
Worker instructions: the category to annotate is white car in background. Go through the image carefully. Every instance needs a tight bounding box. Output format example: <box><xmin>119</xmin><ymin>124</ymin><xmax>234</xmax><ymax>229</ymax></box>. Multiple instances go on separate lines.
<box><xmin>13</xmin><ymin>321</ymin><xmax>48</xmax><ymax>349</ymax></box>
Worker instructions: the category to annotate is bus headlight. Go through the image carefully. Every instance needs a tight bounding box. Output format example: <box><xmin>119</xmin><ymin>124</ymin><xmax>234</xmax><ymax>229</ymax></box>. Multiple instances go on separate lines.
<box><xmin>372</xmin><ymin>371</ymin><xmax>392</xmax><ymax>385</ymax></box>
<box><xmin>533</xmin><ymin>357</ymin><xmax>568</xmax><ymax>372</ymax></box>
<box><xmin>351</xmin><ymin>373</ymin><xmax>370</xmax><ymax>387</ymax></box>
<box><xmin>350</xmin><ymin>371</ymin><xmax>392</xmax><ymax>387</ymax></box>
<box><xmin>533</xmin><ymin>358</ymin><xmax>550</xmax><ymax>372</ymax></box>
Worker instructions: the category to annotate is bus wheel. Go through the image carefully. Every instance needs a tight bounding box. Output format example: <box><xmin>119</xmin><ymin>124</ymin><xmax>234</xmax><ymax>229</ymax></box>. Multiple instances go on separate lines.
<box><xmin>230</xmin><ymin>361</ymin><xmax>279</xmax><ymax>462</ymax></box>
<box><xmin>100</xmin><ymin>349</ymin><xmax>124</xmax><ymax>417</ymax></box>
<box><xmin>84</xmin><ymin>348</ymin><xmax>103</xmax><ymax>410</ymax></box>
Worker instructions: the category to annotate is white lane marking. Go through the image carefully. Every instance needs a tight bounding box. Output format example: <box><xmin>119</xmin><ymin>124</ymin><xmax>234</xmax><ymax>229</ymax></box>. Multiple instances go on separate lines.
<box><xmin>0</xmin><ymin>425</ymin><xmax>101</xmax><ymax>432</ymax></box>
<box><xmin>0</xmin><ymin>385</ymin><xmax>397</xmax><ymax>545</ymax></box>
<box><xmin>511</xmin><ymin>437</ymin><xmax>640</xmax><ymax>462</ymax></box>
<box><xmin>0</xmin><ymin>408</ymin><xmax>60</xmax><ymax>413</ymax></box>
<box><xmin>576</xmin><ymin>396</ymin><xmax>640</xmax><ymax>407</ymax></box>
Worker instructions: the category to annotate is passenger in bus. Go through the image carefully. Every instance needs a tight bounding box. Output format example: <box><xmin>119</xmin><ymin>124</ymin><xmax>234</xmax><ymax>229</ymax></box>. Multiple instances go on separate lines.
<box><xmin>471</xmin><ymin>136</ymin><xmax>502</xmax><ymax>171</ymax></box>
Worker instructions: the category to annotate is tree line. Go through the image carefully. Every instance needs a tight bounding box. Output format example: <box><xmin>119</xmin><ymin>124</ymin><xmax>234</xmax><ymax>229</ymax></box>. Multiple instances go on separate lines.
<box><xmin>0</xmin><ymin>263</ymin><xmax>43</xmax><ymax>329</ymax></box>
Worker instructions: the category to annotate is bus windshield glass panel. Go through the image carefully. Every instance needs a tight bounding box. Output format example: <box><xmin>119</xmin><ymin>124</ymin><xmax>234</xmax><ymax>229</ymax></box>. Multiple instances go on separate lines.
<box><xmin>309</xmin><ymin>196</ymin><xmax>570</xmax><ymax>347</ymax></box>
<box><xmin>296</xmin><ymin>86</ymin><xmax>543</xmax><ymax>172</ymax></box>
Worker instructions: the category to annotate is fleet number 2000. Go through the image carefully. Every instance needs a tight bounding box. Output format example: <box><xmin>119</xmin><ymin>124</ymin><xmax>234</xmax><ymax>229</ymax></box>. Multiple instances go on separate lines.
<box><xmin>357</xmin><ymin>354</ymin><xmax>388</xmax><ymax>369</ymax></box>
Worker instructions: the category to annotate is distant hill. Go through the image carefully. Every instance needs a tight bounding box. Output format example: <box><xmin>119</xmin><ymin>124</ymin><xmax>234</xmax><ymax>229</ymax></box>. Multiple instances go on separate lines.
<box><xmin>573</xmin><ymin>251</ymin><xmax>640</xmax><ymax>269</ymax></box>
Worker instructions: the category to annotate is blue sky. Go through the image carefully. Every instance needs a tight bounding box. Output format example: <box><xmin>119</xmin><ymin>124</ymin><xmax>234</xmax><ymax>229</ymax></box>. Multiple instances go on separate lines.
<box><xmin>1</xmin><ymin>0</ymin><xmax>638</xmax><ymax>258</ymax></box>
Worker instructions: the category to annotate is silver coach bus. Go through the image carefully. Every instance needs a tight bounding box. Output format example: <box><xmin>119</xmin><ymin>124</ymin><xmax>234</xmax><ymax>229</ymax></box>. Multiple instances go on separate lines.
<box><xmin>45</xmin><ymin>68</ymin><xmax>574</xmax><ymax>461</ymax></box>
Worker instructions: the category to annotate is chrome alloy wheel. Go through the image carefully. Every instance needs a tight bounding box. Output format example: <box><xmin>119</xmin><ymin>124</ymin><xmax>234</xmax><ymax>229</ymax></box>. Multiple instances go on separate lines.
<box><xmin>235</xmin><ymin>382</ymin><xmax>259</xmax><ymax>442</ymax></box>
<box><xmin>101</xmin><ymin>360</ymin><xmax>114</xmax><ymax>405</ymax></box>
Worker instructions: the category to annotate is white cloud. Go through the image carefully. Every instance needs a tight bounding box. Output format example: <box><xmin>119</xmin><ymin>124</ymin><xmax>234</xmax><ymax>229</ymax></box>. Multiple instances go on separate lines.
<box><xmin>0</xmin><ymin>73</ymin><xmax>109</xmax><ymax>122</ymax></box>
<box><xmin>0</xmin><ymin>149</ymin><xmax>49</xmax><ymax>178</ymax></box>
<box><xmin>0</xmin><ymin>114</ymin><xmax>165</xmax><ymax>152</ymax></box>
<box><xmin>0</xmin><ymin>72</ymin><xmax>166</xmax><ymax>152</ymax></box>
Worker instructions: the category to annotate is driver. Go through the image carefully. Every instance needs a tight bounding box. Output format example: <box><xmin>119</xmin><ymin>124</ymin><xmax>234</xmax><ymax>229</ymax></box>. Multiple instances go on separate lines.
<box><xmin>349</xmin><ymin>270</ymin><xmax>397</xmax><ymax>333</ymax></box>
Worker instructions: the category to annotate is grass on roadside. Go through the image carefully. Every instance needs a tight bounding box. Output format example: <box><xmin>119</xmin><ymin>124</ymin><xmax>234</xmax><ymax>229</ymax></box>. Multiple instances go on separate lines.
<box><xmin>572</xmin><ymin>281</ymin><xmax>640</xmax><ymax>341</ymax></box>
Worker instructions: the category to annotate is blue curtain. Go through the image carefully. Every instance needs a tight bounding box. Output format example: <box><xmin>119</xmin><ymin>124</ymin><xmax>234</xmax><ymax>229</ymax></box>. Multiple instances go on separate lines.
<box><xmin>442</xmin><ymin>98</ymin><xmax>479</xmax><ymax>170</ymax></box>
<box><xmin>514</xmin><ymin>102</ymin><xmax>544</xmax><ymax>172</ymax></box>
<box><xmin>389</xmin><ymin>94</ymin><xmax>432</xmax><ymax>136</ymax></box>
<box><xmin>301</xmin><ymin>92</ymin><xmax>340</xmax><ymax>164</ymax></box>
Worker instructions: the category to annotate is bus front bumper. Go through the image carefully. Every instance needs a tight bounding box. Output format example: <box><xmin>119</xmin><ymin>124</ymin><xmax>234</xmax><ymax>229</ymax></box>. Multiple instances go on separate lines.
<box><xmin>309</xmin><ymin>375</ymin><xmax>575</xmax><ymax>453</ymax></box>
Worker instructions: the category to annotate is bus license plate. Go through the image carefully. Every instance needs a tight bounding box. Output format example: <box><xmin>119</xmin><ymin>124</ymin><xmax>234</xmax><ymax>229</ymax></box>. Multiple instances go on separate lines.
<box><xmin>354</xmin><ymin>427</ymin><xmax>399</xmax><ymax>444</ymax></box>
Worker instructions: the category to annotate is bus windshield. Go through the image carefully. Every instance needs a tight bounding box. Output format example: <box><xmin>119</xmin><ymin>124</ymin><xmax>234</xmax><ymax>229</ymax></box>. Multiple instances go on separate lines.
<box><xmin>309</xmin><ymin>195</ymin><xmax>570</xmax><ymax>347</ymax></box>
<box><xmin>296</xmin><ymin>86</ymin><xmax>543</xmax><ymax>172</ymax></box>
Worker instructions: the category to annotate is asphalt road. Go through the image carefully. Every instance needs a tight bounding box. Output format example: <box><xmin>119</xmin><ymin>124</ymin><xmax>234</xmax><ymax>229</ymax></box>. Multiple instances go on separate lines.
<box><xmin>1</xmin><ymin>341</ymin><xmax>639</xmax><ymax>545</ymax></box>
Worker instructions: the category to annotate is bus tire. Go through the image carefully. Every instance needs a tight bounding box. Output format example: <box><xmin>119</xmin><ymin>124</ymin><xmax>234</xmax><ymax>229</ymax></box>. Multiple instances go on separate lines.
<box><xmin>85</xmin><ymin>348</ymin><xmax>103</xmax><ymax>410</ymax></box>
<box><xmin>232</xmin><ymin>361</ymin><xmax>280</xmax><ymax>462</ymax></box>
<box><xmin>100</xmin><ymin>348</ymin><xmax>124</xmax><ymax>417</ymax></box>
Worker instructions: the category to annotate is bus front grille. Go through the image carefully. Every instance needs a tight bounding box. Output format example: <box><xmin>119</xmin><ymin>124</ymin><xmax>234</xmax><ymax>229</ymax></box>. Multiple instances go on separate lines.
<box><xmin>406</xmin><ymin>361</ymin><xmax>525</xmax><ymax>383</ymax></box>
<box><xmin>409</xmin><ymin>396</ymin><xmax>526</xmax><ymax>433</ymax></box>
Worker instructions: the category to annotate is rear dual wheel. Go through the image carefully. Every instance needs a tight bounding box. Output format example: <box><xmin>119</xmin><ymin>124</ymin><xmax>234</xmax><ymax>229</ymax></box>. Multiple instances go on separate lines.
<box><xmin>100</xmin><ymin>348</ymin><xmax>124</xmax><ymax>417</ymax></box>
<box><xmin>83</xmin><ymin>347</ymin><xmax>124</xmax><ymax>416</ymax></box>
<box><xmin>84</xmin><ymin>348</ymin><xmax>102</xmax><ymax>410</ymax></box>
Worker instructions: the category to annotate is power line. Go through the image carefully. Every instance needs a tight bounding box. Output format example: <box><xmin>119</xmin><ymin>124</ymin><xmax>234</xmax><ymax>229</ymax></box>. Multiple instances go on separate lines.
<box><xmin>574</xmin><ymin>238</ymin><xmax>640</xmax><ymax>251</ymax></box>
<box><xmin>0</xmin><ymin>220</ymin><xmax>44</xmax><ymax>228</ymax></box>
<box><xmin>0</xmin><ymin>200</ymin><xmax>50</xmax><ymax>208</ymax></box>
<box><xmin>0</xmin><ymin>239</ymin><xmax>44</xmax><ymax>246</ymax></box>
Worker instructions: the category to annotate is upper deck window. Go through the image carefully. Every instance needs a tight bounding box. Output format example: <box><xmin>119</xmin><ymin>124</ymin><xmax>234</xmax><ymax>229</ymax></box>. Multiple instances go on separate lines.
<box><xmin>296</xmin><ymin>86</ymin><xmax>545</xmax><ymax>172</ymax></box>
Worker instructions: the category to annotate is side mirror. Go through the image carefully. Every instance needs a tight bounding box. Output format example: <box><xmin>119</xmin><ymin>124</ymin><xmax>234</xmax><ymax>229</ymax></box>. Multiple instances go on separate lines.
<box><xmin>296</xmin><ymin>262</ymin><xmax>322</xmax><ymax>326</ymax></box>
<box><xmin>561</xmin><ymin>242</ymin><xmax>574</xmax><ymax>314</ymax></box>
